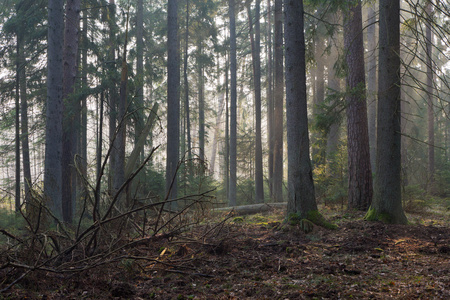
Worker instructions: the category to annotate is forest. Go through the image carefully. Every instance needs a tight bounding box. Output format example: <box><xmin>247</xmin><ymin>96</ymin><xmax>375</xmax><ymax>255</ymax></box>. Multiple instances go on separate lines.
<box><xmin>0</xmin><ymin>0</ymin><xmax>449</xmax><ymax>298</ymax></box>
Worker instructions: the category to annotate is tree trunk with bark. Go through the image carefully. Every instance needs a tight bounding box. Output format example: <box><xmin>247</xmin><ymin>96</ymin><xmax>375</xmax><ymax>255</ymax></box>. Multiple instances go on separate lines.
<box><xmin>107</xmin><ymin>0</ymin><xmax>118</xmax><ymax>195</ymax></box>
<box><xmin>62</xmin><ymin>0</ymin><xmax>81</xmax><ymax>223</ymax></box>
<box><xmin>44</xmin><ymin>0</ymin><xmax>64</xmax><ymax>220</ymax></box>
<box><xmin>367</xmin><ymin>3</ymin><xmax>377</xmax><ymax>171</ymax></box>
<box><xmin>18</xmin><ymin>32</ymin><xmax>32</xmax><ymax>210</ymax></box>
<box><xmin>344</xmin><ymin>0</ymin><xmax>373</xmax><ymax>211</ymax></box>
<box><xmin>15</xmin><ymin>39</ymin><xmax>21</xmax><ymax>212</ymax></box>
<box><xmin>135</xmin><ymin>0</ymin><xmax>145</xmax><ymax>164</ymax></box>
<box><xmin>273</xmin><ymin>0</ymin><xmax>283</xmax><ymax>203</ymax></box>
<box><xmin>284</xmin><ymin>0</ymin><xmax>317</xmax><ymax>218</ymax></box>
<box><xmin>229</xmin><ymin>0</ymin><xmax>237</xmax><ymax>206</ymax></box>
<box><xmin>246</xmin><ymin>0</ymin><xmax>264</xmax><ymax>203</ymax></box>
<box><xmin>80</xmin><ymin>3</ymin><xmax>88</xmax><ymax>204</ymax></box>
<box><xmin>113</xmin><ymin>17</ymin><xmax>129</xmax><ymax>203</ymax></box>
<box><xmin>266</xmin><ymin>0</ymin><xmax>274</xmax><ymax>198</ymax></box>
<box><xmin>366</xmin><ymin>0</ymin><xmax>407</xmax><ymax>224</ymax></box>
<box><xmin>325</xmin><ymin>38</ymin><xmax>341</xmax><ymax>178</ymax></box>
<box><xmin>183</xmin><ymin>0</ymin><xmax>192</xmax><ymax>161</ymax></box>
<box><xmin>197</xmin><ymin>41</ymin><xmax>205</xmax><ymax>168</ymax></box>
<box><xmin>312</xmin><ymin>33</ymin><xmax>325</xmax><ymax>166</ymax></box>
<box><xmin>426</xmin><ymin>1</ymin><xmax>434</xmax><ymax>188</ymax></box>
<box><xmin>166</xmin><ymin>0</ymin><xmax>180</xmax><ymax>206</ymax></box>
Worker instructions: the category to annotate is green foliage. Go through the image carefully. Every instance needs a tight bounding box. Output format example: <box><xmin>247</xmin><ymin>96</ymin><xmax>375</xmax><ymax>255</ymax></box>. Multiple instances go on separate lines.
<box><xmin>236</xmin><ymin>178</ymin><xmax>255</xmax><ymax>205</ymax></box>
<box><xmin>402</xmin><ymin>185</ymin><xmax>430</xmax><ymax>213</ymax></box>
<box><xmin>434</xmin><ymin>162</ymin><xmax>450</xmax><ymax>197</ymax></box>
<box><xmin>0</xmin><ymin>208</ymin><xmax>26</xmax><ymax>244</ymax></box>
<box><xmin>314</xmin><ymin>89</ymin><xmax>345</xmax><ymax>135</ymax></box>
<box><xmin>314</xmin><ymin>140</ymin><xmax>348</xmax><ymax>207</ymax></box>
<box><xmin>178</xmin><ymin>158</ymin><xmax>219</xmax><ymax>199</ymax></box>
<box><xmin>137</xmin><ymin>167</ymin><xmax>165</xmax><ymax>199</ymax></box>
<box><xmin>0</xmin><ymin>208</ymin><xmax>20</xmax><ymax>229</ymax></box>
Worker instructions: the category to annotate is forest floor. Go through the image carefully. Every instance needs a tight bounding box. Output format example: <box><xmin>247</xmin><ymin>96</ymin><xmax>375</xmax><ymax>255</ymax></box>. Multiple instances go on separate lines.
<box><xmin>1</xmin><ymin>201</ymin><xmax>449</xmax><ymax>299</ymax></box>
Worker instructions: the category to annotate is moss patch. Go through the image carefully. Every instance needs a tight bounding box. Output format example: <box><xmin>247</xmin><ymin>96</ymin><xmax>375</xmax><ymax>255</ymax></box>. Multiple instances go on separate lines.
<box><xmin>286</xmin><ymin>211</ymin><xmax>338</xmax><ymax>231</ymax></box>
<box><xmin>364</xmin><ymin>207</ymin><xmax>407</xmax><ymax>224</ymax></box>
<box><xmin>306</xmin><ymin>210</ymin><xmax>338</xmax><ymax>230</ymax></box>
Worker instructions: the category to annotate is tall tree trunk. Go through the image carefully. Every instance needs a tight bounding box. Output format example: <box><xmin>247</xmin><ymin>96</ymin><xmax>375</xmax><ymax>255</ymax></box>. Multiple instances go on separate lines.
<box><xmin>312</xmin><ymin>34</ymin><xmax>325</xmax><ymax>166</ymax></box>
<box><xmin>80</xmin><ymin>2</ymin><xmax>88</xmax><ymax>203</ymax></box>
<box><xmin>367</xmin><ymin>0</ymin><xmax>407</xmax><ymax>224</ymax></box>
<box><xmin>367</xmin><ymin>3</ymin><xmax>377</xmax><ymax>171</ymax></box>
<box><xmin>44</xmin><ymin>0</ymin><xmax>64</xmax><ymax>220</ymax></box>
<box><xmin>426</xmin><ymin>1</ymin><xmax>434</xmax><ymax>188</ymax></box>
<box><xmin>273</xmin><ymin>0</ymin><xmax>283</xmax><ymax>203</ymax></box>
<box><xmin>62</xmin><ymin>0</ymin><xmax>81</xmax><ymax>223</ymax></box>
<box><xmin>228</xmin><ymin>0</ymin><xmax>237</xmax><ymax>206</ymax></box>
<box><xmin>166</xmin><ymin>0</ymin><xmax>180</xmax><ymax>206</ymax></box>
<box><xmin>18</xmin><ymin>33</ymin><xmax>32</xmax><ymax>210</ymax></box>
<box><xmin>114</xmin><ymin>14</ymin><xmax>129</xmax><ymax>203</ymax></box>
<box><xmin>325</xmin><ymin>38</ymin><xmax>341</xmax><ymax>177</ymax></box>
<box><xmin>266</xmin><ymin>0</ymin><xmax>274</xmax><ymax>198</ymax></box>
<box><xmin>246</xmin><ymin>0</ymin><xmax>264</xmax><ymax>203</ymax></box>
<box><xmin>107</xmin><ymin>0</ymin><xmax>118</xmax><ymax>195</ymax></box>
<box><xmin>95</xmin><ymin>92</ymin><xmax>104</xmax><ymax>220</ymax></box>
<box><xmin>344</xmin><ymin>0</ymin><xmax>373</xmax><ymax>211</ymax></box>
<box><xmin>136</xmin><ymin>0</ymin><xmax>145</xmax><ymax>164</ymax></box>
<box><xmin>183</xmin><ymin>0</ymin><xmax>192</xmax><ymax>160</ymax></box>
<box><xmin>15</xmin><ymin>39</ymin><xmax>21</xmax><ymax>212</ymax></box>
<box><xmin>197</xmin><ymin>41</ymin><xmax>205</xmax><ymax>167</ymax></box>
<box><xmin>284</xmin><ymin>0</ymin><xmax>317</xmax><ymax>218</ymax></box>
<box><xmin>225</xmin><ymin>57</ymin><xmax>230</xmax><ymax>202</ymax></box>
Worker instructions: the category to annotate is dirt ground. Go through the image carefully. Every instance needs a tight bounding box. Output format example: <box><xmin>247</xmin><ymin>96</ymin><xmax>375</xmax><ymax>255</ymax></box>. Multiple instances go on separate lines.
<box><xmin>1</xmin><ymin>208</ymin><xmax>449</xmax><ymax>299</ymax></box>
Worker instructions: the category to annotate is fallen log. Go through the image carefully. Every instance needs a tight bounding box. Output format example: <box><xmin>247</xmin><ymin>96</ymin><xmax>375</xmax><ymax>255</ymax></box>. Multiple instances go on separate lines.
<box><xmin>213</xmin><ymin>202</ymin><xmax>287</xmax><ymax>216</ymax></box>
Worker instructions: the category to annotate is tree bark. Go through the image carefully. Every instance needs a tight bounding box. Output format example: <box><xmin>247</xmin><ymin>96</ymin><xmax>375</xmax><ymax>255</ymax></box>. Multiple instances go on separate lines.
<box><xmin>197</xmin><ymin>41</ymin><xmax>205</xmax><ymax>168</ymax></box>
<box><xmin>228</xmin><ymin>0</ymin><xmax>237</xmax><ymax>206</ymax></box>
<box><xmin>15</xmin><ymin>38</ymin><xmax>21</xmax><ymax>212</ymax></box>
<box><xmin>325</xmin><ymin>36</ymin><xmax>341</xmax><ymax>178</ymax></box>
<box><xmin>166</xmin><ymin>0</ymin><xmax>180</xmax><ymax>206</ymax></box>
<box><xmin>311</xmin><ymin>32</ymin><xmax>325</xmax><ymax>166</ymax></box>
<box><xmin>344</xmin><ymin>0</ymin><xmax>373</xmax><ymax>211</ymax></box>
<box><xmin>18</xmin><ymin>32</ymin><xmax>32</xmax><ymax>210</ymax></box>
<box><xmin>225</xmin><ymin>57</ymin><xmax>230</xmax><ymax>202</ymax></box>
<box><xmin>426</xmin><ymin>1</ymin><xmax>434</xmax><ymax>188</ymax></box>
<box><xmin>273</xmin><ymin>0</ymin><xmax>283</xmax><ymax>203</ymax></box>
<box><xmin>183</xmin><ymin>0</ymin><xmax>192</xmax><ymax>161</ymax></box>
<box><xmin>95</xmin><ymin>92</ymin><xmax>104</xmax><ymax>220</ymax></box>
<box><xmin>136</xmin><ymin>0</ymin><xmax>145</xmax><ymax>164</ymax></box>
<box><xmin>367</xmin><ymin>3</ymin><xmax>377</xmax><ymax>172</ymax></box>
<box><xmin>107</xmin><ymin>0</ymin><xmax>118</xmax><ymax>195</ymax></box>
<box><xmin>80</xmin><ymin>2</ymin><xmax>88</xmax><ymax>204</ymax></box>
<box><xmin>246</xmin><ymin>0</ymin><xmax>264</xmax><ymax>203</ymax></box>
<box><xmin>284</xmin><ymin>0</ymin><xmax>317</xmax><ymax>218</ymax></box>
<box><xmin>113</xmin><ymin>16</ymin><xmax>129</xmax><ymax>203</ymax></box>
<box><xmin>368</xmin><ymin>0</ymin><xmax>407</xmax><ymax>224</ymax></box>
<box><xmin>266</xmin><ymin>0</ymin><xmax>274</xmax><ymax>198</ymax></box>
<box><xmin>44</xmin><ymin>0</ymin><xmax>64</xmax><ymax>220</ymax></box>
<box><xmin>62</xmin><ymin>0</ymin><xmax>81</xmax><ymax>223</ymax></box>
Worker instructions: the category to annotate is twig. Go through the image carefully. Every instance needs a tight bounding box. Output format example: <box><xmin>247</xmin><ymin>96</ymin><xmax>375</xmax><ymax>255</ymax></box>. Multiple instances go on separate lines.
<box><xmin>161</xmin><ymin>269</ymin><xmax>214</xmax><ymax>278</ymax></box>
<box><xmin>0</xmin><ymin>229</ymin><xmax>24</xmax><ymax>244</ymax></box>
